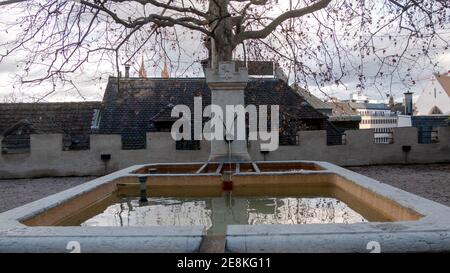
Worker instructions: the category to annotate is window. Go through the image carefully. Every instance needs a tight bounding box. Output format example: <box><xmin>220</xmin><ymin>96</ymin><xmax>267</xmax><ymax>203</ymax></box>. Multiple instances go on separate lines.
<box><xmin>374</xmin><ymin>132</ymin><xmax>393</xmax><ymax>144</ymax></box>
<box><xmin>279</xmin><ymin>134</ymin><xmax>300</xmax><ymax>145</ymax></box>
<box><xmin>91</xmin><ymin>109</ymin><xmax>101</xmax><ymax>129</ymax></box>
<box><xmin>431</xmin><ymin>128</ymin><xmax>439</xmax><ymax>143</ymax></box>
<box><xmin>342</xmin><ymin>133</ymin><xmax>347</xmax><ymax>145</ymax></box>
<box><xmin>429</xmin><ymin>106</ymin><xmax>443</xmax><ymax>115</ymax></box>
<box><xmin>418</xmin><ymin>126</ymin><xmax>438</xmax><ymax>144</ymax></box>
<box><xmin>1</xmin><ymin>121</ymin><xmax>33</xmax><ymax>154</ymax></box>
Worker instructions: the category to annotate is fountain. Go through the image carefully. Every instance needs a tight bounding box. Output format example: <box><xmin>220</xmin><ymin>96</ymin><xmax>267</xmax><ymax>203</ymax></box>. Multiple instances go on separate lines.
<box><xmin>1</xmin><ymin>62</ymin><xmax>450</xmax><ymax>253</ymax></box>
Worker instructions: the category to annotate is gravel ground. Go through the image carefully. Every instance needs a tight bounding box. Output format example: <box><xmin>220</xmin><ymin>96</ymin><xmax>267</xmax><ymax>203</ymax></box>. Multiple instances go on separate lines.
<box><xmin>0</xmin><ymin>177</ymin><xmax>96</xmax><ymax>213</ymax></box>
<box><xmin>349</xmin><ymin>164</ymin><xmax>450</xmax><ymax>207</ymax></box>
<box><xmin>0</xmin><ymin>164</ymin><xmax>449</xmax><ymax>213</ymax></box>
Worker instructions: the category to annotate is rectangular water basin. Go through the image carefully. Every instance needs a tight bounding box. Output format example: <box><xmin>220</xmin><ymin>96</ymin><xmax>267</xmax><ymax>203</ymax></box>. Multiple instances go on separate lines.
<box><xmin>1</xmin><ymin>161</ymin><xmax>450</xmax><ymax>253</ymax></box>
<box><xmin>49</xmin><ymin>185</ymin><xmax>394</xmax><ymax>235</ymax></box>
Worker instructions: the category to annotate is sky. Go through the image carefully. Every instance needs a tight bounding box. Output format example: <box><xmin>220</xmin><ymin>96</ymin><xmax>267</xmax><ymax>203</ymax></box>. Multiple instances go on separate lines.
<box><xmin>0</xmin><ymin>0</ymin><xmax>449</xmax><ymax>104</ymax></box>
<box><xmin>311</xmin><ymin>49</ymin><xmax>450</xmax><ymax>102</ymax></box>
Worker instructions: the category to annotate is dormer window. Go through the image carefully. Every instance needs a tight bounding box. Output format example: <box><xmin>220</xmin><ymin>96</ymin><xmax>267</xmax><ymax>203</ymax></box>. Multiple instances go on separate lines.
<box><xmin>91</xmin><ymin>109</ymin><xmax>101</xmax><ymax>129</ymax></box>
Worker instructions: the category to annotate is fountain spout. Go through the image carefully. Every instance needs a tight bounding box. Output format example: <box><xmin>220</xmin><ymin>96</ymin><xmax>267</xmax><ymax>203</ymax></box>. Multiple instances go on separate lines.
<box><xmin>138</xmin><ymin>176</ymin><xmax>148</xmax><ymax>205</ymax></box>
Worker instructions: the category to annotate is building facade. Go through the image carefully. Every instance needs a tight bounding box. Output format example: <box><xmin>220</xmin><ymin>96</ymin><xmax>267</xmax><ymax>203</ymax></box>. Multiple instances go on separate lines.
<box><xmin>357</xmin><ymin>103</ymin><xmax>398</xmax><ymax>144</ymax></box>
<box><xmin>416</xmin><ymin>74</ymin><xmax>450</xmax><ymax>115</ymax></box>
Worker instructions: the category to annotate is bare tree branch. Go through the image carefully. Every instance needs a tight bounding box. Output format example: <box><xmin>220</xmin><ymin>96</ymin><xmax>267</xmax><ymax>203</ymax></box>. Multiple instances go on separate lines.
<box><xmin>235</xmin><ymin>0</ymin><xmax>332</xmax><ymax>43</ymax></box>
<box><xmin>0</xmin><ymin>0</ymin><xmax>27</xmax><ymax>6</ymax></box>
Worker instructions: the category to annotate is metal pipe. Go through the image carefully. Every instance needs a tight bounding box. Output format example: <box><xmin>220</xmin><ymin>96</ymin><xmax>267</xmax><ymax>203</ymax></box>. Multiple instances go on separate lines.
<box><xmin>139</xmin><ymin>176</ymin><xmax>148</xmax><ymax>204</ymax></box>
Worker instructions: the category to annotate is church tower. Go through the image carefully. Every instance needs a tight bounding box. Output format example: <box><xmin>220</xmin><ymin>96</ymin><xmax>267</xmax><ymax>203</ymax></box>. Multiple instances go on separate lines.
<box><xmin>161</xmin><ymin>57</ymin><xmax>169</xmax><ymax>78</ymax></box>
<box><xmin>138</xmin><ymin>55</ymin><xmax>147</xmax><ymax>78</ymax></box>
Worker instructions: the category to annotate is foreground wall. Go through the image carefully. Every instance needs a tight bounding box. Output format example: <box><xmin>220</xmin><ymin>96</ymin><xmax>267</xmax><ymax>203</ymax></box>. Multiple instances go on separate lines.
<box><xmin>0</xmin><ymin>127</ymin><xmax>449</xmax><ymax>179</ymax></box>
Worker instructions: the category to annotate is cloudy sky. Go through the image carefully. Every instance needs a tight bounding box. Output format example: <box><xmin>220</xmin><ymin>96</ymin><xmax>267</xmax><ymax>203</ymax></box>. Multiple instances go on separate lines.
<box><xmin>0</xmin><ymin>0</ymin><xmax>449</xmax><ymax>103</ymax></box>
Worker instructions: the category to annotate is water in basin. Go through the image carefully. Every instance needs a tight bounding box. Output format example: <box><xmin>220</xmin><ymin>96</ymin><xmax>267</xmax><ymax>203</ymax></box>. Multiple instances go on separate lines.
<box><xmin>59</xmin><ymin>190</ymin><xmax>368</xmax><ymax>235</ymax></box>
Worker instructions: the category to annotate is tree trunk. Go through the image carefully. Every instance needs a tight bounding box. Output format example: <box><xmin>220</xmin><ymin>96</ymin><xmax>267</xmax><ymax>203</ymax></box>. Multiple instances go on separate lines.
<box><xmin>209</xmin><ymin>0</ymin><xmax>234</xmax><ymax>68</ymax></box>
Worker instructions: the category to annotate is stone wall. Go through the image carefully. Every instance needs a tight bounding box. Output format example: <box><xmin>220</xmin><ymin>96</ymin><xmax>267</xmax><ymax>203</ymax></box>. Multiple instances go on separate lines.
<box><xmin>1</xmin><ymin>127</ymin><xmax>449</xmax><ymax>179</ymax></box>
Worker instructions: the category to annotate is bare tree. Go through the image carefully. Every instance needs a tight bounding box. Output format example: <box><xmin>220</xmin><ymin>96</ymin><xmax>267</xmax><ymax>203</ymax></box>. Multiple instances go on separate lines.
<box><xmin>0</xmin><ymin>0</ymin><xmax>449</xmax><ymax>99</ymax></box>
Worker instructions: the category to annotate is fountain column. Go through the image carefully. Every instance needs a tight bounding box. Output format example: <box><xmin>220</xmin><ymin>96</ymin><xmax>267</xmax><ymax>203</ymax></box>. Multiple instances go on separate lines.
<box><xmin>205</xmin><ymin>62</ymin><xmax>251</xmax><ymax>162</ymax></box>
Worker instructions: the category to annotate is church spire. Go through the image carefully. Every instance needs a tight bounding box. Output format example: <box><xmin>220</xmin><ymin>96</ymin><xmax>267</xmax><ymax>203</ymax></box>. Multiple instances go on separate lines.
<box><xmin>388</xmin><ymin>94</ymin><xmax>395</xmax><ymax>108</ymax></box>
<box><xmin>161</xmin><ymin>57</ymin><xmax>169</xmax><ymax>78</ymax></box>
<box><xmin>138</xmin><ymin>55</ymin><xmax>147</xmax><ymax>78</ymax></box>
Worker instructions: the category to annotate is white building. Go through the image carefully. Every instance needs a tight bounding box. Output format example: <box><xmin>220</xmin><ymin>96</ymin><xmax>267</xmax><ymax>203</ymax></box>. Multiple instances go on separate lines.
<box><xmin>397</xmin><ymin>115</ymin><xmax>412</xmax><ymax>127</ymax></box>
<box><xmin>416</xmin><ymin>74</ymin><xmax>450</xmax><ymax>115</ymax></box>
<box><xmin>345</xmin><ymin>93</ymin><xmax>399</xmax><ymax>144</ymax></box>
<box><xmin>357</xmin><ymin>103</ymin><xmax>398</xmax><ymax>144</ymax></box>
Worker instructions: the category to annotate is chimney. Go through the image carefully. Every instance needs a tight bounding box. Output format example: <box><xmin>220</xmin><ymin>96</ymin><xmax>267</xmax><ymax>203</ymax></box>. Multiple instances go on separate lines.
<box><xmin>404</xmin><ymin>91</ymin><xmax>413</xmax><ymax>116</ymax></box>
<box><xmin>124</xmin><ymin>64</ymin><xmax>131</xmax><ymax>78</ymax></box>
<box><xmin>274</xmin><ymin>63</ymin><xmax>288</xmax><ymax>82</ymax></box>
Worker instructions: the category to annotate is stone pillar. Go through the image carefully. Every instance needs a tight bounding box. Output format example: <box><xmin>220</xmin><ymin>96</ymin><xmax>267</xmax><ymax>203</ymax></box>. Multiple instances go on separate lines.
<box><xmin>206</xmin><ymin>62</ymin><xmax>251</xmax><ymax>162</ymax></box>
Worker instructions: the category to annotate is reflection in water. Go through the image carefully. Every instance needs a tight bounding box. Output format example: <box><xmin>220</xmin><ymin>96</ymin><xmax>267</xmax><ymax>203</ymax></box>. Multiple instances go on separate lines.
<box><xmin>81</xmin><ymin>195</ymin><xmax>367</xmax><ymax>235</ymax></box>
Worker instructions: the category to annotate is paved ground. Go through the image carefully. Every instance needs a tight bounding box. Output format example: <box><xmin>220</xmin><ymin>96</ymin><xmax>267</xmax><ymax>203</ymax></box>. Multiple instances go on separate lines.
<box><xmin>0</xmin><ymin>164</ymin><xmax>449</xmax><ymax>213</ymax></box>
<box><xmin>0</xmin><ymin>177</ymin><xmax>96</xmax><ymax>213</ymax></box>
<box><xmin>349</xmin><ymin>164</ymin><xmax>450</xmax><ymax>207</ymax></box>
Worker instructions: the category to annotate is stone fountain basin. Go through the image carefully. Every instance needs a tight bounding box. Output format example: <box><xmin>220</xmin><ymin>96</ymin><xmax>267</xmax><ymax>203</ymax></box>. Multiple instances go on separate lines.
<box><xmin>0</xmin><ymin>161</ymin><xmax>450</xmax><ymax>253</ymax></box>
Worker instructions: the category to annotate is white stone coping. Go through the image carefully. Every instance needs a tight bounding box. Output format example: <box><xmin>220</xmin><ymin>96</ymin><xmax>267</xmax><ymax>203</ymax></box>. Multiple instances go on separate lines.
<box><xmin>1</xmin><ymin>160</ymin><xmax>450</xmax><ymax>252</ymax></box>
<box><xmin>0</xmin><ymin>226</ymin><xmax>204</xmax><ymax>253</ymax></box>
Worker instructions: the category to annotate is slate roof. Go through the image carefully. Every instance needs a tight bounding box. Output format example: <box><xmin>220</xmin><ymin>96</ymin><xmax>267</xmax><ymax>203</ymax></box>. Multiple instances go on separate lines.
<box><xmin>0</xmin><ymin>102</ymin><xmax>100</xmax><ymax>151</ymax></box>
<box><xmin>292</xmin><ymin>85</ymin><xmax>332</xmax><ymax>111</ymax></box>
<box><xmin>356</xmin><ymin>102</ymin><xmax>390</xmax><ymax>110</ymax></box>
<box><xmin>97</xmin><ymin>77</ymin><xmax>327</xmax><ymax>149</ymax></box>
<box><xmin>0</xmin><ymin>77</ymin><xmax>331</xmax><ymax>151</ymax></box>
<box><xmin>326</xmin><ymin>101</ymin><xmax>358</xmax><ymax>116</ymax></box>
